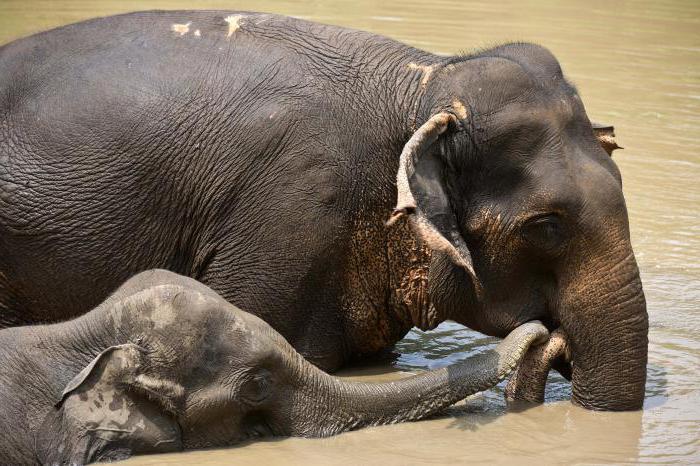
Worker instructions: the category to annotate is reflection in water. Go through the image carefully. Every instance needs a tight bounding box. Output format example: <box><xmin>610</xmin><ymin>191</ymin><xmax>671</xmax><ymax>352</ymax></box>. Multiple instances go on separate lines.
<box><xmin>123</xmin><ymin>386</ymin><xmax>647</xmax><ymax>466</ymax></box>
<box><xmin>1</xmin><ymin>0</ymin><xmax>699</xmax><ymax>463</ymax></box>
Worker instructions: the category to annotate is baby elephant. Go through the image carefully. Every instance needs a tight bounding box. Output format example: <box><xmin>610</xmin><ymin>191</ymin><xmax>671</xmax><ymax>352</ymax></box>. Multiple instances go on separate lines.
<box><xmin>0</xmin><ymin>270</ymin><xmax>547</xmax><ymax>464</ymax></box>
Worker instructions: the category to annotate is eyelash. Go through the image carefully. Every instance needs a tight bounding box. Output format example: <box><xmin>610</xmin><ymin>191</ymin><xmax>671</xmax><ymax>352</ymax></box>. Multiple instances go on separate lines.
<box><xmin>521</xmin><ymin>214</ymin><xmax>565</xmax><ymax>251</ymax></box>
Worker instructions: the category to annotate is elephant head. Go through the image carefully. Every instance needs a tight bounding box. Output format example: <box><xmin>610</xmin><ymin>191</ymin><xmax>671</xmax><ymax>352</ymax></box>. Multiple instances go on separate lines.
<box><xmin>391</xmin><ymin>43</ymin><xmax>648</xmax><ymax>410</ymax></box>
<box><xmin>36</xmin><ymin>272</ymin><xmax>548</xmax><ymax>463</ymax></box>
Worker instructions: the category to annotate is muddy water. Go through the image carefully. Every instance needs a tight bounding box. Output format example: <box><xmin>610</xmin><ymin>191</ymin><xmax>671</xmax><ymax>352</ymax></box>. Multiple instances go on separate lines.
<box><xmin>2</xmin><ymin>0</ymin><xmax>699</xmax><ymax>463</ymax></box>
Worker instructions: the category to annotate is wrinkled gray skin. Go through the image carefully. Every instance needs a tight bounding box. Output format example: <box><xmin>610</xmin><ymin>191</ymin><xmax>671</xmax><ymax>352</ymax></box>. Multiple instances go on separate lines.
<box><xmin>505</xmin><ymin>329</ymin><xmax>569</xmax><ymax>402</ymax></box>
<box><xmin>0</xmin><ymin>270</ymin><xmax>547</xmax><ymax>465</ymax></box>
<box><xmin>0</xmin><ymin>11</ymin><xmax>647</xmax><ymax>410</ymax></box>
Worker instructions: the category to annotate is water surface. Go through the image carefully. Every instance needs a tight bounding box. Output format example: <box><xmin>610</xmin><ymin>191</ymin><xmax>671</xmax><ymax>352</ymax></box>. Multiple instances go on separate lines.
<box><xmin>1</xmin><ymin>0</ymin><xmax>698</xmax><ymax>463</ymax></box>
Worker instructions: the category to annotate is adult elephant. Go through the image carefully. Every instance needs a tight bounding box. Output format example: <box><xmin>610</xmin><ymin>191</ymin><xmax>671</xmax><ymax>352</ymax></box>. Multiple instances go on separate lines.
<box><xmin>0</xmin><ymin>11</ymin><xmax>647</xmax><ymax>410</ymax></box>
<box><xmin>0</xmin><ymin>269</ymin><xmax>548</xmax><ymax>464</ymax></box>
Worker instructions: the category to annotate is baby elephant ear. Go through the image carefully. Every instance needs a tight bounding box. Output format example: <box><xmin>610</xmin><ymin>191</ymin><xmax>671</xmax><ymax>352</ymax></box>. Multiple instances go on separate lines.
<box><xmin>36</xmin><ymin>344</ymin><xmax>184</xmax><ymax>464</ymax></box>
<box><xmin>591</xmin><ymin>122</ymin><xmax>622</xmax><ymax>156</ymax></box>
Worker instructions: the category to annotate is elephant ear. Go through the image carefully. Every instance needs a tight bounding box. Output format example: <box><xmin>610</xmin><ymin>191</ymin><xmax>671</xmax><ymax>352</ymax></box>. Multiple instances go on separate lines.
<box><xmin>592</xmin><ymin>122</ymin><xmax>622</xmax><ymax>156</ymax></box>
<box><xmin>387</xmin><ymin>113</ymin><xmax>479</xmax><ymax>289</ymax></box>
<box><xmin>36</xmin><ymin>344</ymin><xmax>184</xmax><ymax>464</ymax></box>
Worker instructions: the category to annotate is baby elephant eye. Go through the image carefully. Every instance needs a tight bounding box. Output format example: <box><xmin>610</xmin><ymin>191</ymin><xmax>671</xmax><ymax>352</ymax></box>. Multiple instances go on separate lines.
<box><xmin>521</xmin><ymin>214</ymin><xmax>566</xmax><ymax>252</ymax></box>
<box><xmin>240</xmin><ymin>370</ymin><xmax>272</xmax><ymax>405</ymax></box>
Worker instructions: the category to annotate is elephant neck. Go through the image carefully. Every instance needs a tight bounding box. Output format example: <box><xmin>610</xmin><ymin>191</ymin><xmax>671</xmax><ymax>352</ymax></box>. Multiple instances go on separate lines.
<box><xmin>36</xmin><ymin>305</ymin><xmax>129</xmax><ymax>379</ymax></box>
<box><xmin>339</xmin><ymin>214</ymin><xmax>447</xmax><ymax>366</ymax></box>
<box><xmin>0</xmin><ymin>305</ymin><xmax>124</xmax><ymax>442</ymax></box>
<box><xmin>328</xmin><ymin>52</ymin><xmax>456</xmax><ymax>361</ymax></box>
<box><xmin>385</xmin><ymin>220</ymin><xmax>446</xmax><ymax>331</ymax></box>
<box><xmin>365</xmin><ymin>55</ymin><xmax>467</xmax><ymax>333</ymax></box>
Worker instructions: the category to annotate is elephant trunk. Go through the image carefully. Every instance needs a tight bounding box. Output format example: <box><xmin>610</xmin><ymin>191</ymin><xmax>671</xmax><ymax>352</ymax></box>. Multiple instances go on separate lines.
<box><xmin>289</xmin><ymin>321</ymin><xmax>548</xmax><ymax>437</ymax></box>
<box><xmin>560</xmin><ymin>249</ymin><xmax>648</xmax><ymax>411</ymax></box>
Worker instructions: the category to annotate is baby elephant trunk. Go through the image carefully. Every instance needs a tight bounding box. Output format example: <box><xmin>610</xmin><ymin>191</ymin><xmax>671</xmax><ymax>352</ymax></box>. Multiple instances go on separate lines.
<box><xmin>294</xmin><ymin>321</ymin><xmax>549</xmax><ymax>437</ymax></box>
<box><xmin>504</xmin><ymin>329</ymin><xmax>569</xmax><ymax>403</ymax></box>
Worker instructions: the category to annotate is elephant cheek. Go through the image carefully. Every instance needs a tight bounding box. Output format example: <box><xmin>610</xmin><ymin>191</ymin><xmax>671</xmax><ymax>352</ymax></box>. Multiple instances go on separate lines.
<box><xmin>181</xmin><ymin>416</ymin><xmax>247</xmax><ymax>449</ymax></box>
<box><xmin>427</xmin><ymin>252</ymin><xmax>479</xmax><ymax>328</ymax></box>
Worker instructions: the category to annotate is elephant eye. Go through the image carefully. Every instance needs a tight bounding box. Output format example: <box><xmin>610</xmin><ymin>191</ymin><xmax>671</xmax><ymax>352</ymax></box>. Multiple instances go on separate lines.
<box><xmin>521</xmin><ymin>214</ymin><xmax>566</xmax><ymax>253</ymax></box>
<box><xmin>240</xmin><ymin>370</ymin><xmax>272</xmax><ymax>405</ymax></box>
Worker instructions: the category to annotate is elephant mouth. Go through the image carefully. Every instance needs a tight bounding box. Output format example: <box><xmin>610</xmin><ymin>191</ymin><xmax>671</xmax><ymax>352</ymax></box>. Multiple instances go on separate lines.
<box><xmin>504</xmin><ymin>328</ymin><xmax>571</xmax><ymax>402</ymax></box>
<box><xmin>551</xmin><ymin>353</ymin><xmax>572</xmax><ymax>381</ymax></box>
<box><xmin>539</xmin><ymin>318</ymin><xmax>572</xmax><ymax>380</ymax></box>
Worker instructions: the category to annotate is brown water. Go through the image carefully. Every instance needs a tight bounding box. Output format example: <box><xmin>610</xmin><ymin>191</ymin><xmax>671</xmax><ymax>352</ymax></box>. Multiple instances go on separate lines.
<box><xmin>2</xmin><ymin>0</ymin><xmax>699</xmax><ymax>463</ymax></box>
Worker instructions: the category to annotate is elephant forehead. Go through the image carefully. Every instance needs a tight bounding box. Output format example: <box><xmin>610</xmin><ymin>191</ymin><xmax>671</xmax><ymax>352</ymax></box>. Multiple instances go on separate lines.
<box><xmin>149</xmin><ymin>294</ymin><xmax>185</xmax><ymax>330</ymax></box>
<box><xmin>115</xmin><ymin>285</ymin><xmax>234</xmax><ymax>331</ymax></box>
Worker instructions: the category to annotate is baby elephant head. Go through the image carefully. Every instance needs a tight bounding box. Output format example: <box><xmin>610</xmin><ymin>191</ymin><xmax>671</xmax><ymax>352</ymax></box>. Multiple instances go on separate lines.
<box><xmin>37</xmin><ymin>286</ymin><xmax>265</xmax><ymax>463</ymax></box>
